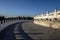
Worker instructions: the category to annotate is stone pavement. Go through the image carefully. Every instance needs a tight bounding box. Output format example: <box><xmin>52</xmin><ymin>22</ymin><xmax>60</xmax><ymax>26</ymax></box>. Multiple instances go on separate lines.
<box><xmin>22</xmin><ymin>21</ymin><xmax>60</xmax><ymax>40</ymax></box>
<box><xmin>0</xmin><ymin>20</ymin><xmax>60</xmax><ymax>40</ymax></box>
<box><xmin>14</xmin><ymin>22</ymin><xmax>33</xmax><ymax>40</ymax></box>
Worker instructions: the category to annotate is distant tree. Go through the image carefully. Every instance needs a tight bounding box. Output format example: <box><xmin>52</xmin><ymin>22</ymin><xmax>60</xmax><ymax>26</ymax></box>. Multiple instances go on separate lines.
<box><xmin>27</xmin><ymin>17</ymin><xmax>33</xmax><ymax>20</ymax></box>
<box><xmin>18</xmin><ymin>16</ymin><xmax>22</xmax><ymax>20</ymax></box>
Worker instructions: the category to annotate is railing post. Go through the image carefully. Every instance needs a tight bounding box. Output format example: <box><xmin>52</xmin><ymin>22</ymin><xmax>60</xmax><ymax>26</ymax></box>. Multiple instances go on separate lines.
<box><xmin>55</xmin><ymin>9</ymin><xmax>57</xmax><ymax>19</ymax></box>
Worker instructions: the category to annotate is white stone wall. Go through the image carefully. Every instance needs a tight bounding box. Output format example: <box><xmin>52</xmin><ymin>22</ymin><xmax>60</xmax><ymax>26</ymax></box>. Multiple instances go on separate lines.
<box><xmin>33</xmin><ymin>10</ymin><xmax>60</xmax><ymax>29</ymax></box>
<box><xmin>33</xmin><ymin>20</ymin><xmax>60</xmax><ymax>29</ymax></box>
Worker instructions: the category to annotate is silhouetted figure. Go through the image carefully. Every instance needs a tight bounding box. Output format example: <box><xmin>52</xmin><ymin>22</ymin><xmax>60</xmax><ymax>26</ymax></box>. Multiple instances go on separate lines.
<box><xmin>0</xmin><ymin>16</ymin><xmax>5</xmax><ymax>24</ymax></box>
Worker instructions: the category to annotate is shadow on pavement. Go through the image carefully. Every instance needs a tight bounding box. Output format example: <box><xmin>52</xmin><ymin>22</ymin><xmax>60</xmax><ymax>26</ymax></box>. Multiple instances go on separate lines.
<box><xmin>0</xmin><ymin>22</ymin><xmax>19</xmax><ymax>40</ymax></box>
<box><xmin>18</xmin><ymin>22</ymin><xmax>33</xmax><ymax>40</ymax></box>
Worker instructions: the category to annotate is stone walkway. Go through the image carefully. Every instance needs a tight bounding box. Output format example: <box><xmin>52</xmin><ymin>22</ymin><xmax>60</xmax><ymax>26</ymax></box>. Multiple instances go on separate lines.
<box><xmin>22</xmin><ymin>21</ymin><xmax>60</xmax><ymax>40</ymax></box>
<box><xmin>14</xmin><ymin>22</ymin><xmax>33</xmax><ymax>40</ymax></box>
<box><xmin>0</xmin><ymin>20</ymin><xmax>60</xmax><ymax>40</ymax></box>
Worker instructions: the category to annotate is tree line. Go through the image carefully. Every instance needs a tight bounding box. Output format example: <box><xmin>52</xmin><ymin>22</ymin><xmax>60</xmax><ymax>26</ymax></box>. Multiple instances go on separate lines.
<box><xmin>0</xmin><ymin>16</ymin><xmax>33</xmax><ymax>24</ymax></box>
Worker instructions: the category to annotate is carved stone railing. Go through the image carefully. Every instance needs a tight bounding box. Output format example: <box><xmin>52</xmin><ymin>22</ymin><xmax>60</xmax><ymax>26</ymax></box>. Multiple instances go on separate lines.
<box><xmin>33</xmin><ymin>20</ymin><xmax>60</xmax><ymax>29</ymax></box>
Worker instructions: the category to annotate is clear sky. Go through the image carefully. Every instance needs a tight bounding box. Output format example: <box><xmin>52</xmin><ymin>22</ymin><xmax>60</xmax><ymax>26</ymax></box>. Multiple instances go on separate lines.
<box><xmin>0</xmin><ymin>0</ymin><xmax>60</xmax><ymax>17</ymax></box>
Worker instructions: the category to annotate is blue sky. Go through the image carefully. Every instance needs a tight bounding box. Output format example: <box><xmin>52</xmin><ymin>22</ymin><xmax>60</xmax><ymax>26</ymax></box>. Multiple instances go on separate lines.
<box><xmin>0</xmin><ymin>0</ymin><xmax>60</xmax><ymax>17</ymax></box>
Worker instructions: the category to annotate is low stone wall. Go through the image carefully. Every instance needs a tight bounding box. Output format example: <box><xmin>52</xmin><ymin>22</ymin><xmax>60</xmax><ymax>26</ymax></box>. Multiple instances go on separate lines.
<box><xmin>33</xmin><ymin>20</ymin><xmax>60</xmax><ymax>29</ymax></box>
<box><xmin>0</xmin><ymin>20</ymin><xmax>21</xmax><ymax>32</ymax></box>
